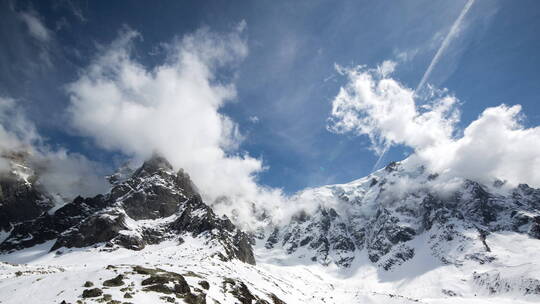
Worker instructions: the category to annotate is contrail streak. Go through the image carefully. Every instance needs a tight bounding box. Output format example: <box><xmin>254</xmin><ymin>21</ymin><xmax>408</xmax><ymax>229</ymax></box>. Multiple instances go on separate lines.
<box><xmin>416</xmin><ymin>0</ymin><xmax>475</xmax><ymax>93</ymax></box>
<box><xmin>372</xmin><ymin>0</ymin><xmax>475</xmax><ymax>172</ymax></box>
<box><xmin>372</xmin><ymin>143</ymin><xmax>390</xmax><ymax>171</ymax></box>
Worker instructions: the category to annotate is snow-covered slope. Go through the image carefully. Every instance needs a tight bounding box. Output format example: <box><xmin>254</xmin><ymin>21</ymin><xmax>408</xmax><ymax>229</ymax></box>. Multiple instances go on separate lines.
<box><xmin>259</xmin><ymin>160</ymin><xmax>540</xmax><ymax>302</ymax></box>
<box><xmin>1</xmin><ymin>156</ymin><xmax>540</xmax><ymax>303</ymax></box>
<box><xmin>1</xmin><ymin>231</ymin><xmax>539</xmax><ymax>304</ymax></box>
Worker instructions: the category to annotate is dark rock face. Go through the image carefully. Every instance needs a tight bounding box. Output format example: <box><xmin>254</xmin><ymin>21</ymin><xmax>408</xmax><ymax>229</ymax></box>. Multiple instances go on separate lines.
<box><xmin>51</xmin><ymin>209</ymin><xmax>130</xmax><ymax>251</ymax></box>
<box><xmin>83</xmin><ymin>281</ymin><xmax>94</xmax><ymax>287</ymax></box>
<box><xmin>1</xmin><ymin>214</ymin><xmax>61</xmax><ymax>251</ymax></box>
<box><xmin>198</xmin><ymin>280</ymin><xmax>210</xmax><ymax>290</ymax></box>
<box><xmin>222</xmin><ymin>278</ymin><xmax>275</xmax><ymax>304</ymax></box>
<box><xmin>264</xmin><ymin>228</ymin><xmax>279</xmax><ymax>249</ymax></box>
<box><xmin>112</xmin><ymin>156</ymin><xmax>190</xmax><ymax>220</ymax></box>
<box><xmin>134</xmin><ymin>266</ymin><xmax>198</xmax><ymax>299</ymax></box>
<box><xmin>103</xmin><ymin>274</ymin><xmax>125</xmax><ymax>287</ymax></box>
<box><xmin>82</xmin><ymin>288</ymin><xmax>103</xmax><ymax>298</ymax></box>
<box><xmin>175</xmin><ymin>169</ymin><xmax>198</xmax><ymax>199</ymax></box>
<box><xmin>0</xmin><ymin>195</ymin><xmax>110</xmax><ymax>251</ymax></box>
<box><xmin>0</xmin><ymin>176</ymin><xmax>53</xmax><ymax>232</ymax></box>
<box><xmin>170</xmin><ymin>195</ymin><xmax>255</xmax><ymax>265</ymax></box>
<box><xmin>277</xmin><ymin>206</ymin><xmax>356</xmax><ymax>267</ymax></box>
<box><xmin>0</xmin><ymin>155</ymin><xmax>256</xmax><ymax>265</ymax></box>
<box><xmin>363</xmin><ymin>208</ymin><xmax>416</xmax><ymax>265</ymax></box>
<box><xmin>270</xmin><ymin>201</ymin><xmax>419</xmax><ymax>268</ymax></box>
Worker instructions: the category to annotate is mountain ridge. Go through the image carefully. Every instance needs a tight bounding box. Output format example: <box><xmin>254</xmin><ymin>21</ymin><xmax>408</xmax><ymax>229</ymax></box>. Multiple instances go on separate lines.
<box><xmin>1</xmin><ymin>154</ymin><xmax>540</xmax><ymax>303</ymax></box>
<box><xmin>259</xmin><ymin>160</ymin><xmax>540</xmax><ymax>270</ymax></box>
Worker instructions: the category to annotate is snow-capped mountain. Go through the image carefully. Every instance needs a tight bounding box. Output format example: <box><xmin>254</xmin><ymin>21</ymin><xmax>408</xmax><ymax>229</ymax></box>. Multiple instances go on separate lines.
<box><xmin>1</xmin><ymin>155</ymin><xmax>540</xmax><ymax>303</ymax></box>
<box><xmin>1</xmin><ymin>155</ymin><xmax>254</xmax><ymax>264</ymax></box>
<box><xmin>264</xmin><ymin>161</ymin><xmax>540</xmax><ymax>270</ymax></box>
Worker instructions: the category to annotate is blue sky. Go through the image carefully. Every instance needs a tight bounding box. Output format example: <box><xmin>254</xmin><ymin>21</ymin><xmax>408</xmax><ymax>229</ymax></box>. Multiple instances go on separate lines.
<box><xmin>1</xmin><ymin>0</ymin><xmax>539</xmax><ymax>195</ymax></box>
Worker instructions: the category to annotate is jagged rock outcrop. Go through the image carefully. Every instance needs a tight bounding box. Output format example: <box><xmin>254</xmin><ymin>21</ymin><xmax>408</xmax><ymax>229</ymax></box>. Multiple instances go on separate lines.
<box><xmin>170</xmin><ymin>194</ymin><xmax>255</xmax><ymax>264</ymax></box>
<box><xmin>51</xmin><ymin>208</ymin><xmax>134</xmax><ymax>251</ymax></box>
<box><xmin>109</xmin><ymin>155</ymin><xmax>191</xmax><ymax>220</ymax></box>
<box><xmin>0</xmin><ymin>194</ymin><xmax>110</xmax><ymax>251</ymax></box>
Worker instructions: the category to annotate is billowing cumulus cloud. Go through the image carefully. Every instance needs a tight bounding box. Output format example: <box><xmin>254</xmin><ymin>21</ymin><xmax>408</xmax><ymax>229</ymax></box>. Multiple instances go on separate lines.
<box><xmin>66</xmin><ymin>24</ymin><xmax>286</xmax><ymax>228</ymax></box>
<box><xmin>328</xmin><ymin>61</ymin><xmax>540</xmax><ymax>189</ymax></box>
<box><xmin>427</xmin><ymin>104</ymin><xmax>540</xmax><ymax>188</ymax></box>
<box><xmin>328</xmin><ymin>62</ymin><xmax>459</xmax><ymax>155</ymax></box>
<box><xmin>0</xmin><ymin>97</ymin><xmax>108</xmax><ymax>200</ymax></box>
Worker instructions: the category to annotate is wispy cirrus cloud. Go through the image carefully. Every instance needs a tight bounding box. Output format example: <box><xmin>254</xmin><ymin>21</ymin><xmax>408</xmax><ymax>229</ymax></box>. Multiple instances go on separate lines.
<box><xmin>19</xmin><ymin>10</ymin><xmax>50</xmax><ymax>43</ymax></box>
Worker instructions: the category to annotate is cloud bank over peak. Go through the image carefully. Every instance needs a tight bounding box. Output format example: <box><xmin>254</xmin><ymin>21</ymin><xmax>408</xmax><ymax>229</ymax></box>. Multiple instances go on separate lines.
<box><xmin>328</xmin><ymin>61</ymin><xmax>540</xmax><ymax>189</ymax></box>
<box><xmin>66</xmin><ymin>23</ymin><xmax>286</xmax><ymax>226</ymax></box>
<box><xmin>0</xmin><ymin>97</ymin><xmax>39</xmax><ymax>171</ymax></box>
<box><xmin>0</xmin><ymin>97</ymin><xmax>108</xmax><ymax>200</ymax></box>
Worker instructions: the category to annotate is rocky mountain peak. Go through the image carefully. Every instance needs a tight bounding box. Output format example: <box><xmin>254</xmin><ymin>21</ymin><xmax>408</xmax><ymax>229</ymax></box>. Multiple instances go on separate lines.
<box><xmin>133</xmin><ymin>154</ymin><xmax>174</xmax><ymax>178</ymax></box>
<box><xmin>0</xmin><ymin>155</ymin><xmax>255</xmax><ymax>265</ymax></box>
<box><xmin>107</xmin><ymin>155</ymin><xmax>198</xmax><ymax>221</ymax></box>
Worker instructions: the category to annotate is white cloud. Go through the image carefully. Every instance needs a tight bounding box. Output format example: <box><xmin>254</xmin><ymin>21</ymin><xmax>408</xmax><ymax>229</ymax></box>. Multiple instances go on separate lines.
<box><xmin>424</xmin><ymin>104</ymin><xmax>540</xmax><ymax>188</ymax></box>
<box><xmin>328</xmin><ymin>62</ymin><xmax>459</xmax><ymax>155</ymax></box>
<box><xmin>66</xmin><ymin>25</ymin><xmax>287</xmax><ymax>228</ymax></box>
<box><xmin>328</xmin><ymin>62</ymin><xmax>540</xmax><ymax>189</ymax></box>
<box><xmin>249</xmin><ymin>116</ymin><xmax>259</xmax><ymax>123</ymax></box>
<box><xmin>30</xmin><ymin>149</ymin><xmax>108</xmax><ymax>200</ymax></box>
<box><xmin>376</xmin><ymin>60</ymin><xmax>397</xmax><ymax>78</ymax></box>
<box><xmin>0</xmin><ymin>97</ymin><xmax>108</xmax><ymax>200</ymax></box>
<box><xmin>19</xmin><ymin>11</ymin><xmax>50</xmax><ymax>43</ymax></box>
<box><xmin>0</xmin><ymin>97</ymin><xmax>39</xmax><ymax>150</ymax></box>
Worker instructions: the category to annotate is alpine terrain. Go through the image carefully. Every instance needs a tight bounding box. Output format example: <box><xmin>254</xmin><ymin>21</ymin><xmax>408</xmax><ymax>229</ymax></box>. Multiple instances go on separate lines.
<box><xmin>1</xmin><ymin>153</ymin><xmax>539</xmax><ymax>304</ymax></box>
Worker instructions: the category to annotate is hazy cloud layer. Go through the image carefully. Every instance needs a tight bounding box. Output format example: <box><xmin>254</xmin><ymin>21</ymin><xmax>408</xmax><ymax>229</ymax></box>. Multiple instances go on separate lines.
<box><xmin>0</xmin><ymin>97</ymin><xmax>39</xmax><ymax>172</ymax></box>
<box><xmin>328</xmin><ymin>61</ymin><xmax>540</xmax><ymax>189</ymax></box>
